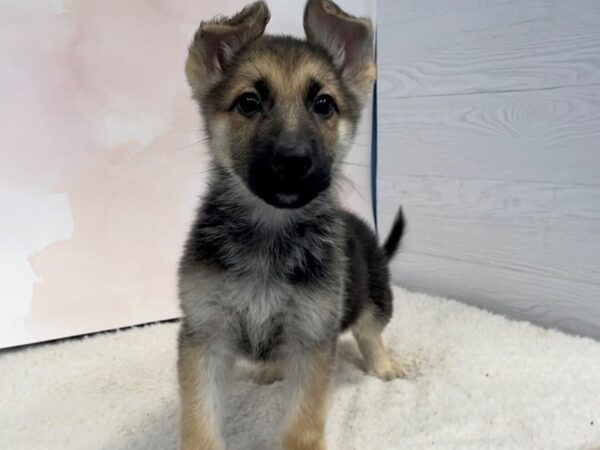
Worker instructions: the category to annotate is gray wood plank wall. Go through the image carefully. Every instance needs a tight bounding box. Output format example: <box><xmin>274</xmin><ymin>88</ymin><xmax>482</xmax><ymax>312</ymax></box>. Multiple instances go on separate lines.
<box><xmin>376</xmin><ymin>0</ymin><xmax>600</xmax><ymax>338</ymax></box>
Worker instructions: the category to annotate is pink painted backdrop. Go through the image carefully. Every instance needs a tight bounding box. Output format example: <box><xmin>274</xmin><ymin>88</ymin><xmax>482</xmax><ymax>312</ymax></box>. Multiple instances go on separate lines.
<box><xmin>0</xmin><ymin>0</ymin><xmax>375</xmax><ymax>348</ymax></box>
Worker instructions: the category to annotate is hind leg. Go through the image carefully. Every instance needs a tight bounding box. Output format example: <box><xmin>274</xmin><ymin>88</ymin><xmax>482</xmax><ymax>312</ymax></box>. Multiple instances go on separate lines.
<box><xmin>352</xmin><ymin>308</ymin><xmax>407</xmax><ymax>381</ymax></box>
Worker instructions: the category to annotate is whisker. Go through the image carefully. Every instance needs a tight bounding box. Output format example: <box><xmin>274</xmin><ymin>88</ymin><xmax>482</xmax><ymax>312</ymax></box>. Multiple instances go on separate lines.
<box><xmin>190</xmin><ymin>167</ymin><xmax>219</xmax><ymax>176</ymax></box>
<box><xmin>341</xmin><ymin>161</ymin><xmax>370</xmax><ymax>168</ymax></box>
<box><xmin>350</xmin><ymin>184</ymin><xmax>369</xmax><ymax>204</ymax></box>
<box><xmin>172</xmin><ymin>139</ymin><xmax>209</xmax><ymax>152</ymax></box>
<box><xmin>344</xmin><ymin>177</ymin><xmax>369</xmax><ymax>204</ymax></box>
<box><xmin>337</xmin><ymin>173</ymin><xmax>370</xmax><ymax>205</ymax></box>
<box><xmin>164</xmin><ymin>128</ymin><xmax>202</xmax><ymax>134</ymax></box>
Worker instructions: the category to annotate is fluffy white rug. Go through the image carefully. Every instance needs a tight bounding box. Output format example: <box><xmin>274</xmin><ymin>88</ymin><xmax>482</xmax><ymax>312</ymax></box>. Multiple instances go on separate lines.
<box><xmin>1</xmin><ymin>287</ymin><xmax>600</xmax><ymax>450</ymax></box>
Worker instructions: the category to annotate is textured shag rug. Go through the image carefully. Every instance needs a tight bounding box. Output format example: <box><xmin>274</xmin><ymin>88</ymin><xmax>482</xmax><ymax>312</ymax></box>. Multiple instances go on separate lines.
<box><xmin>1</xmin><ymin>286</ymin><xmax>600</xmax><ymax>450</ymax></box>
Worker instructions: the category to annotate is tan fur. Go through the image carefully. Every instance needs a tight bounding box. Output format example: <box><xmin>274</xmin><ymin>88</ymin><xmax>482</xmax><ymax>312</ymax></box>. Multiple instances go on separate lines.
<box><xmin>217</xmin><ymin>52</ymin><xmax>346</xmax><ymax>110</ymax></box>
<box><xmin>283</xmin><ymin>347</ymin><xmax>333</xmax><ymax>450</ymax></box>
<box><xmin>352</xmin><ymin>309</ymin><xmax>408</xmax><ymax>381</ymax></box>
<box><xmin>354</xmin><ymin>61</ymin><xmax>377</xmax><ymax>101</ymax></box>
<box><xmin>178</xmin><ymin>345</ymin><xmax>222</xmax><ymax>450</ymax></box>
<box><xmin>252</xmin><ymin>359</ymin><xmax>284</xmax><ymax>384</ymax></box>
<box><xmin>202</xmin><ymin>47</ymin><xmax>353</xmax><ymax>163</ymax></box>
<box><xmin>205</xmin><ymin>115</ymin><xmax>234</xmax><ymax>168</ymax></box>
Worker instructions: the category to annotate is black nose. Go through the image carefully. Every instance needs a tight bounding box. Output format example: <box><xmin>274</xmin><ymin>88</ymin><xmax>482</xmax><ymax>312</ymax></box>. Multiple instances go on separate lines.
<box><xmin>271</xmin><ymin>145</ymin><xmax>313</xmax><ymax>180</ymax></box>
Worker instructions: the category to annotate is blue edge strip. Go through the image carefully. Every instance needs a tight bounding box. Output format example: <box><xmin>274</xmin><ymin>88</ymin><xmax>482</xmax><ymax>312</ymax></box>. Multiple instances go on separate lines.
<box><xmin>371</xmin><ymin>32</ymin><xmax>378</xmax><ymax>235</ymax></box>
<box><xmin>371</xmin><ymin>81</ymin><xmax>378</xmax><ymax>235</ymax></box>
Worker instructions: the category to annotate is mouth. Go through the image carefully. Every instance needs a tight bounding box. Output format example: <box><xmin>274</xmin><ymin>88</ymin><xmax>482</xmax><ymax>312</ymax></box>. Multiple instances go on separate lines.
<box><xmin>244</xmin><ymin>165</ymin><xmax>331</xmax><ymax>209</ymax></box>
<box><xmin>275</xmin><ymin>192</ymin><xmax>300</xmax><ymax>206</ymax></box>
<box><xmin>247</xmin><ymin>178</ymin><xmax>331</xmax><ymax>209</ymax></box>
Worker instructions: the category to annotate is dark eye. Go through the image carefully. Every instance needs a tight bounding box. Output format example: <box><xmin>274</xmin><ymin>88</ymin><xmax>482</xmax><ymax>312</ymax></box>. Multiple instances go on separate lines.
<box><xmin>235</xmin><ymin>92</ymin><xmax>262</xmax><ymax>117</ymax></box>
<box><xmin>312</xmin><ymin>94</ymin><xmax>336</xmax><ymax>118</ymax></box>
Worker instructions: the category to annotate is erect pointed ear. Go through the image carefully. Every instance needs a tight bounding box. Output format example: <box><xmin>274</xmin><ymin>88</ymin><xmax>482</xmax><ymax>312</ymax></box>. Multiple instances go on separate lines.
<box><xmin>186</xmin><ymin>1</ymin><xmax>270</xmax><ymax>98</ymax></box>
<box><xmin>304</xmin><ymin>0</ymin><xmax>375</xmax><ymax>101</ymax></box>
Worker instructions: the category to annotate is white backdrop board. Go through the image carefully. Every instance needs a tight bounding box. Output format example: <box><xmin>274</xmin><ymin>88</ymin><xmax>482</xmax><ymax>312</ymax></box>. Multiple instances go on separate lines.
<box><xmin>0</xmin><ymin>0</ymin><xmax>376</xmax><ymax>348</ymax></box>
<box><xmin>376</xmin><ymin>0</ymin><xmax>600</xmax><ymax>338</ymax></box>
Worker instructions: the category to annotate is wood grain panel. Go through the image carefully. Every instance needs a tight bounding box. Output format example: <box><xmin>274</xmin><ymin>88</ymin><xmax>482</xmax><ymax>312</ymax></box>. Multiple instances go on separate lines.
<box><xmin>378</xmin><ymin>181</ymin><xmax>600</xmax><ymax>339</ymax></box>
<box><xmin>377</xmin><ymin>0</ymin><xmax>600</xmax><ymax>338</ymax></box>
<box><xmin>378</xmin><ymin>0</ymin><xmax>600</xmax><ymax>98</ymax></box>
<box><xmin>378</xmin><ymin>175</ymin><xmax>600</xmax><ymax>284</ymax></box>
<box><xmin>378</xmin><ymin>86</ymin><xmax>600</xmax><ymax>185</ymax></box>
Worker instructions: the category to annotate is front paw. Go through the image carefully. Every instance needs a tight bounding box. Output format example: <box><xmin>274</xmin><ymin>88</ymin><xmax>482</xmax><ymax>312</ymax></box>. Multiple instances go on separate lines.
<box><xmin>368</xmin><ymin>354</ymin><xmax>408</xmax><ymax>381</ymax></box>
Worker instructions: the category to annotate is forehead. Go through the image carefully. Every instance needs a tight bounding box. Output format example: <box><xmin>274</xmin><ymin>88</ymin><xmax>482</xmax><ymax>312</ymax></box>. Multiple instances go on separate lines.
<box><xmin>212</xmin><ymin>37</ymin><xmax>343</xmax><ymax>105</ymax></box>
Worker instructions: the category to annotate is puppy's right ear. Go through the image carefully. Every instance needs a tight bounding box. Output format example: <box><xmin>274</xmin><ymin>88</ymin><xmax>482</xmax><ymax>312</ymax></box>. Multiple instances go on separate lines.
<box><xmin>304</xmin><ymin>0</ymin><xmax>374</xmax><ymax>102</ymax></box>
<box><xmin>186</xmin><ymin>1</ymin><xmax>270</xmax><ymax>98</ymax></box>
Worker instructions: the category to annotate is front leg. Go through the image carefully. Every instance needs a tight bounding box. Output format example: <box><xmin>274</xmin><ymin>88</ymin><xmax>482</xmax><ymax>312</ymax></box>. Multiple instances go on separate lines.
<box><xmin>178</xmin><ymin>331</ymin><xmax>233</xmax><ymax>450</ymax></box>
<box><xmin>282</xmin><ymin>342</ymin><xmax>335</xmax><ymax>450</ymax></box>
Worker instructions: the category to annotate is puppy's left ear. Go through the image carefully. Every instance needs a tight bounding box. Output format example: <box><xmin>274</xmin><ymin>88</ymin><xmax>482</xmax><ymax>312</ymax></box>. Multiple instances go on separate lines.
<box><xmin>304</xmin><ymin>0</ymin><xmax>375</xmax><ymax>101</ymax></box>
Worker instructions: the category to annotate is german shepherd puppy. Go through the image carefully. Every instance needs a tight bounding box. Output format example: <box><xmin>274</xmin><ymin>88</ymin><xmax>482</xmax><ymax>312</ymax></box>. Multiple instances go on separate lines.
<box><xmin>178</xmin><ymin>1</ymin><xmax>405</xmax><ymax>449</ymax></box>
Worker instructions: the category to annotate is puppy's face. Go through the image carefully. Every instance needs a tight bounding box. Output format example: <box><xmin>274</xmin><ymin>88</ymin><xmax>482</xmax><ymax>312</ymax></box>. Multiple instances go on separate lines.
<box><xmin>202</xmin><ymin>40</ymin><xmax>361</xmax><ymax>208</ymax></box>
<box><xmin>186</xmin><ymin>0</ymin><xmax>375</xmax><ymax>209</ymax></box>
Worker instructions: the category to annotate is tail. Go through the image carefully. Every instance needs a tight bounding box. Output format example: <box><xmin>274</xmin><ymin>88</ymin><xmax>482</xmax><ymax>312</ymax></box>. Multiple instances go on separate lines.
<box><xmin>382</xmin><ymin>207</ymin><xmax>405</xmax><ymax>260</ymax></box>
